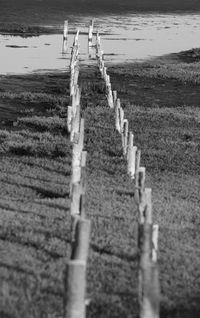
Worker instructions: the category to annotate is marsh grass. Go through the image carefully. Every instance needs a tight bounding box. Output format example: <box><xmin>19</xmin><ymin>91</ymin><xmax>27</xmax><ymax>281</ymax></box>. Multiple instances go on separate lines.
<box><xmin>0</xmin><ymin>47</ymin><xmax>200</xmax><ymax>317</ymax></box>
<box><xmin>0</xmin><ymin>22</ymin><xmax>60</xmax><ymax>35</ymax></box>
<box><xmin>0</xmin><ymin>72</ymin><xmax>72</xmax><ymax>318</ymax></box>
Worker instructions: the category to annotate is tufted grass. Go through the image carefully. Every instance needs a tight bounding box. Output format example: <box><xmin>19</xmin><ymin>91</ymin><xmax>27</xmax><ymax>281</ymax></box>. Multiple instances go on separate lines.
<box><xmin>0</xmin><ymin>47</ymin><xmax>199</xmax><ymax>317</ymax></box>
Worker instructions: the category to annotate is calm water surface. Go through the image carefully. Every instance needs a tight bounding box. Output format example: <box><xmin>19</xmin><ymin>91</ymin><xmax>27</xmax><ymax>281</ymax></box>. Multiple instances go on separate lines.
<box><xmin>1</xmin><ymin>13</ymin><xmax>200</xmax><ymax>74</ymax></box>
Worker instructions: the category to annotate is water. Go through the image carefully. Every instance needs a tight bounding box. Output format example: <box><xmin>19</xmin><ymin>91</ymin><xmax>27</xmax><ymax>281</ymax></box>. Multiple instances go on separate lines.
<box><xmin>1</xmin><ymin>13</ymin><xmax>200</xmax><ymax>74</ymax></box>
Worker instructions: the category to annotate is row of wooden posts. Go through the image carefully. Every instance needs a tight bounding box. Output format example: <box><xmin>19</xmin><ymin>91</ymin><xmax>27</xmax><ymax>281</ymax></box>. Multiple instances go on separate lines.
<box><xmin>63</xmin><ymin>19</ymin><xmax>94</xmax><ymax>55</ymax></box>
<box><xmin>64</xmin><ymin>20</ymin><xmax>160</xmax><ymax>318</ymax></box>
<box><xmin>95</xmin><ymin>26</ymin><xmax>160</xmax><ymax>318</ymax></box>
<box><xmin>64</xmin><ymin>30</ymin><xmax>91</xmax><ymax>318</ymax></box>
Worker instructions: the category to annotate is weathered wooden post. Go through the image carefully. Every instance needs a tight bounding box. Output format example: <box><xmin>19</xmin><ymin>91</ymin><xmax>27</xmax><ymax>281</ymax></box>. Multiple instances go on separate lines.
<box><xmin>64</xmin><ymin>260</ymin><xmax>86</xmax><ymax>318</ymax></box>
<box><xmin>103</xmin><ymin>67</ymin><xmax>107</xmax><ymax>82</ymax></box>
<box><xmin>71</xmin><ymin>103</ymin><xmax>80</xmax><ymax>142</ymax></box>
<box><xmin>100</xmin><ymin>61</ymin><xmax>104</xmax><ymax>77</ymax></box>
<box><xmin>88</xmin><ymin>19</ymin><xmax>94</xmax><ymax>47</ymax></box>
<box><xmin>127</xmin><ymin>131</ymin><xmax>134</xmax><ymax>160</ymax></box>
<box><xmin>115</xmin><ymin>98</ymin><xmax>121</xmax><ymax>132</ymax></box>
<box><xmin>134</xmin><ymin>148</ymin><xmax>141</xmax><ymax>202</ymax></box>
<box><xmin>70</xmin><ymin>183</ymin><xmax>82</xmax><ymax>216</ymax></box>
<box><xmin>63</xmin><ymin>20</ymin><xmax>68</xmax><ymax>40</ymax></box>
<box><xmin>96</xmin><ymin>31</ymin><xmax>100</xmax><ymax>53</ymax></box>
<box><xmin>73</xmin><ymin>66</ymin><xmax>79</xmax><ymax>90</ymax></box>
<box><xmin>122</xmin><ymin>119</ymin><xmax>129</xmax><ymax>155</ymax></box>
<box><xmin>80</xmin><ymin>151</ymin><xmax>87</xmax><ymax>218</ymax></box>
<box><xmin>138</xmin><ymin>189</ymin><xmax>152</xmax><ymax>318</ymax></box>
<box><xmin>137</xmin><ymin>167</ymin><xmax>146</xmax><ymax>221</ymax></box>
<box><xmin>138</xmin><ymin>189</ymin><xmax>160</xmax><ymax>318</ymax></box>
<box><xmin>119</xmin><ymin>107</ymin><xmax>124</xmax><ymax>134</ymax></box>
<box><xmin>71</xmin><ymin>85</ymin><xmax>81</xmax><ymax>117</ymax></box>
<box><xmin>127</xmin><ymin>145</ymin><xmax>137</xmax><ymax>178</ymax></box>
<box><xmin>71</xmin><ymin>218</ymin><xmax>91</xmax><ymax>262</ymax></box>
<box><xmin>152</xmin><ymin>224</ymin><xmax>159</xmax><ymax>263</ymax></box>
<box><xmin>113</xmin><ymin>90</ymin><xmax>117</xmax><ymax>109</ymax></box>
<box><xmin>72</xmin><ymin>118</ymin><xmax>84</xmax><ymax>167</ymax></box>
<box><xmin>100</xmin><ymin>50</ymin><xmax>104</xmax><ymax>60</ymax></box>
<box><xmin>62</xmin><ymin>20</ymin><xmax>68</xmax><ymax>54</ymax></box>
<box><xmin>106</xmin><ymin>80</ymin><xmax>114</xmax><ymax>108</ymax></box>
<box><xmin>98</xmin><ymin>51</ymin><xmax>102</xmax><ymax>66</ymax></box>
<box><xmin>74</xmin><ymin>29</ymin><xmax>80</xmax><ymax>46</ymax></box>
<box><xmin>67</xmin><ymin>106</ymin><xmax>73</xmax><ymax>133</ymax></box>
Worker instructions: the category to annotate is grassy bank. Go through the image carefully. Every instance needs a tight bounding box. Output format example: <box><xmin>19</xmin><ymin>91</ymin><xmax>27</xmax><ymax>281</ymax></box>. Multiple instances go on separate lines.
<box><xmin>0</xmin><ymin>23</ymin><xmax>61</xmax><ymax>36</ymax></box>
<box><xmin>0</xmin><ymin>48</ymin><xmax>199</xmax><ymax>317</ymax></box>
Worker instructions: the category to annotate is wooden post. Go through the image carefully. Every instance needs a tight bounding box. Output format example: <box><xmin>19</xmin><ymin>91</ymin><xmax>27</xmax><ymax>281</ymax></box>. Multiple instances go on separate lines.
<box><xmin>71</xmin><ymin>166</ymin><xmax>82</xmax><ymax>186</ymax></box>
<box><xmin>100</xmin><ymin>61</ymin><xmax>104</xmax><ymax>77</ymax></box>
<box><xmin>137</xmin><ymin>167</ymin><xmax>146</xmax><ymax>222</ymax></box>
<box><xmin>71</xmin><ymin>218</ymin><xmax>91</xmax><ymax>262</ymax></box>
<box><xmin>138</xmin><ymin>221</ymin><xmax>153</xmax><ymax>318</ymax></box>
<box><xmin>81</xmin><ymin>151</ymin><xmax>87</xmax><ymax>168</ymax></box>
<box><xmin>78</xmin><ymin>118</ymin><xmax>85</xmax><ymax>152</ymax></box>
<box><xmin>152</xmin><ymin>224</ymin><xmax>159</xmax><ymax>263</ymax></box>
<box><xmin>70</xmin><ymin>66</ymin><xmax>75</xmax><ymax>96</ymax></box>
<box><xmin>73</xmin><ymin>66</ymin><xmax>79</xmax><ymax>89</ymax></box>
<box><xmin>138</xmin><ymin>188</ymin><xmax>152</xmax><ymax>318</ymax></box>
<box><xmin>72</xmin><ymin>119</ymin><xmax>84</xmax><ymax>167</ymax></box>
<box><xmin>72</xmin><ymin>86</ymin><xmax>81</xmax><ymax>117</ymax></box>
<box><xmin>119</xmin><ymin>107</ymin><xmax>124</xmax><ymax>134</ymax></box>
<box><xmin>80</xmin><ymin>151</ymin><xmax>87</xmax><ymax>217</ymax></box>
<box><xmin>96</xmin><ymin>31</ymin><xmax>100</xmax><ymax>54</ymax></box>
<box><xmin>127</xmin><ymin>146</ymin><xmax>137</xmax><ymax>178</ymax></box>
<box><xmin>135</xmin><ymin>149</ymin><xmax>141</xmax><ymax>178</ymax></box>
<box><xmin>64</xmin><ymin>260</ymin><xmax>86</xmax><ymax>318</ymax></box>
<box><xmin>113</xmin><ymin>90</ymin><xmax>117</xmax><ymax>109</ymax></box>
<box><xmin>63</xmin><ymin>39</ymin><xmax>68</xmax><ymax>54</ymax></box>
<box><xmin>106</xmin><ymin>74</ymin><xmax>110</xmax><ymax>86</ymax></box>
<box><xmin>67</xmin><ymin>106</ymin><xmax>73</xmax><ymax>133</ymax></box>
<box><xmin>127</xmin><ymin>131</ymin><xmax>134</xmax><ymax>160</ymax></box>
<box><xmin>106</xmin><ymin>84</ymin><xmax>114</xmax><ymax>108</ymax></box>
<box><xmin>88</xmin><ymin>19</ymin><xmax>94</xmax><ymax>47</ymax></box>
<box><xmin>122</xmin><ymin>119</ymin><xmax>129</xmax><ymax>155</ymax></box>
<box><xmin>115</xmin><ymin>98</ymin><xmax>121</xmax><ymax>132</ymax></box>
<box><xmin>103</xmin><ymin>67</ymin><xmax>107</xmax><ymax>82</ymax></box>
<box><xmin>63</xmin><ymin>20</ymin><xmax>68</xmax><ymax>40</ymax></box>
<box><xmin>138</xmin><ymin>190</ymin><xmax>160</xmax><ymax>318</ymax></box>
<box><xmin>70</xmin><ymin>183</ymin><xmax>82</xmax><ymax>216</ymax></box>
<box><xmin>74</xmin><ymin>29</ymin><xmax>79</xmax><ymax>46</ymax></box>
<box><xmin>70</xmin><ymin>42</ymin><xmax>79</xmax><ymax>71</ymax></box>
<box><xmin>144</xmin><ymin>188</ymin><xmax>152</xmax><ymax>224</ymax></box>
<box><xmin>63</xmin><ymin>20</ymin><xmax>68</xmax><ymax>54</ymax></box>
<box><xmin>134</xmin><ymin>148</ymin><xmax>141</xmax><ymax>203</ymax></box>
<box><xmin>71</xmin><ymin>103</ymin><xmax>80</xmax><ymax>142</ymax></box>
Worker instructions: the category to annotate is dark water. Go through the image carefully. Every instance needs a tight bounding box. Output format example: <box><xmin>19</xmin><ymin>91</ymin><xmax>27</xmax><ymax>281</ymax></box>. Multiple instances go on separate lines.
<box><xmin>1</xmin><ymin>0</ymin><xmax>200</xmax><ymax>25</ymax></box>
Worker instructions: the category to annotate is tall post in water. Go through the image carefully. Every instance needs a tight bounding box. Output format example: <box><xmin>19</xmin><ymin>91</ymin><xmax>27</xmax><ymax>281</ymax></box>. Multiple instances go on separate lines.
<box><xmin>63</xmin><ymin>20</ymin><xmax>68</xmax><ymax>40</ymax></box>
<box><xmin>62</xmin><ymin>20</ymin><xmax>68</xmax><ymax>54</ymax></box>
<box><xmin>88</xmin><ymin>19</ymin><xmax>94</xmax><ymax>51</ymax></box>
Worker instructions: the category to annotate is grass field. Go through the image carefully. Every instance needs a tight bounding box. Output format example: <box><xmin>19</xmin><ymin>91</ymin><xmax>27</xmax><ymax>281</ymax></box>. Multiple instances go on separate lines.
<box><xmin>0</xmin><ymin>48</ymin><xmax>199</xmax><ymax>318</ymax></box>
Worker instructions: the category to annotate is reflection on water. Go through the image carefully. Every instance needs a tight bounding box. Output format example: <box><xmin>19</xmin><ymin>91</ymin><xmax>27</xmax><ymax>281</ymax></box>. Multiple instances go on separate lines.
<box><xmin>1</xmin><ymin>13</ymin><xmax>200</xmax><ymax>74</ymax></box>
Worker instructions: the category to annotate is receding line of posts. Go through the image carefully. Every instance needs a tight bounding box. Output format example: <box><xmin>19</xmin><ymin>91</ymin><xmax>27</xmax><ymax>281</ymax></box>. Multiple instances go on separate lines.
<box><xmin>64</xmin><ymin>19</ymin><xmax>161</xmax><ymax>318</ymax></box>
<box><xmin>94</xmin><ymin>23</ymin><xmax>160</xmax><ymax>318</ymax></box>
<box><xmin>64</xmin><ymin>29</ymin><xmax>91</xmax><ymax>318</ymax></box>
